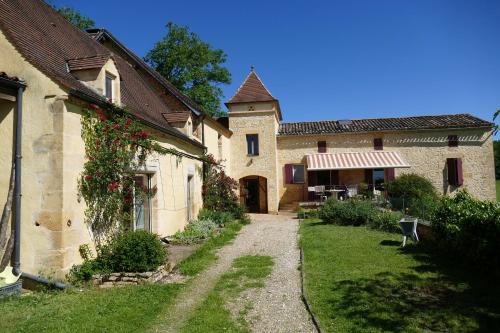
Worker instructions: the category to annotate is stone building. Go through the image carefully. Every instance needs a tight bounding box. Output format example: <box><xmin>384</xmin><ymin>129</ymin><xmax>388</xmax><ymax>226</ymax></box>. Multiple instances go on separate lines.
<box><xmin>0</xmin><ymin>0</ymin><xmax>496</xmax><ymax>278</ymax></box>
<box><xmin>226</xmin><ymin>69</ymin><xmax>496</xmax><ymax>213</ymax></box>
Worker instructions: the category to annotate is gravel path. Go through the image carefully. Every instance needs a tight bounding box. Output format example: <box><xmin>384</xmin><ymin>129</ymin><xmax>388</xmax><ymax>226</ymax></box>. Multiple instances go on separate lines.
<box><xmin>153</xmin><ymin>213</ymin><xmax>316</xmax><ymax>333</ymax></box>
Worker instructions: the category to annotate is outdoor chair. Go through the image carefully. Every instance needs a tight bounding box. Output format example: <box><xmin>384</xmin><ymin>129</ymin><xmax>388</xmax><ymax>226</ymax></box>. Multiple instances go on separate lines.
<box><xmin>346</xmin><ymin>184</ymin><xmax>358</xmax><ymax>198</ymax></box>
<box><xmin>399</xmin><ymin>217</ymin><xmax>419</xmax><ymax>247</ymax></box>
<box><xmin>314</xmin><ymin>186</ymin><xmax>327</xmax><ymax>202</ymax></box>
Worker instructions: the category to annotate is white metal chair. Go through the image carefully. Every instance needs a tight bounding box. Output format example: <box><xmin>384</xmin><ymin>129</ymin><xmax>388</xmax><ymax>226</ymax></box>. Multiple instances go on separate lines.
<box><xmin>399</xmin><ymin>217</ymin><xmax>419</xmax><ymax>247</ymax></box>
<box><xmin>314</xmin><ymin>185</ymin><xmax>327</xmax><ymax>202</ymax></box>
<box><xmin>346</xmin><ymin>184</ymin><xmax>358</xmax><ymax>198</ymax></box>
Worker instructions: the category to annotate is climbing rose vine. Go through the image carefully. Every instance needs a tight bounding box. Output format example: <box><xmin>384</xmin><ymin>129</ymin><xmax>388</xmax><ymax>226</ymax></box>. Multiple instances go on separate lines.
<box><xmin>78</xmin><ymin>102</ymin><xmax>177</xmax><ymax>245</ymax></box>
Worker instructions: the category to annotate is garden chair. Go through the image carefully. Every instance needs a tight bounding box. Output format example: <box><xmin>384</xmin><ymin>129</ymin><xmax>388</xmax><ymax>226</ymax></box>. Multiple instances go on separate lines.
<box><xmin>399</xmin><ymin>217</ymin><xmax>419</xmax><ymax>247</ymax></box>
<box><xmin>314</xmin><ymin>186</ymin><xmax>327</xmax><ymax>202</ymax></box>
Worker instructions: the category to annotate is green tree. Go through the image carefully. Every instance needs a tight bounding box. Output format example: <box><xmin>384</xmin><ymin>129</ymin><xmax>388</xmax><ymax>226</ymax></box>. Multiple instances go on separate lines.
<box><xmin>145</xmin><ymin>22</ymin><xmax>231</xmax><ymax>117</ymax></box>
<box><xmin>56</xmin><ymin>6</ymin><xmax>95</xmax><ymax>30</ymax></box>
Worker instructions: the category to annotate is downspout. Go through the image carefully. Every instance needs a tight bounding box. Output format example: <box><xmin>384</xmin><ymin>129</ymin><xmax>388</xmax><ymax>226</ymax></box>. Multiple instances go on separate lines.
<box><xmin>9</xmin><ymin>83</ymin><xmax>67</xmax><ymax>289</ymax></box>
<box><xmin>12</xmin><ymin>85</ymin><xmax>23</xmax><ymax>277</ymax></box>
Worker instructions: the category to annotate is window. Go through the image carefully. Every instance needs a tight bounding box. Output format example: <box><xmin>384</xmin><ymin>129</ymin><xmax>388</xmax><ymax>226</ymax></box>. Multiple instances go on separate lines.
<box><xmin>246</xmin><ymin>134</ymin><xmax>259</xmax><ymax>156</ymax></box>
<box><xmin>318</xmin><ymin>141</ymin><xmax>326</xmax><ymax>153</ymax></box>
<box><xmin>132</xmin><ymin>174</ymin><xmax>152</xmax><ymax>231</ymax></box>
<box><xmin>217</xmin><ymin>133</ymin><xmax>223</xmax><ymax>160</ymax></box>
<box><xmin>448</xmin><ymin>135</ymin><xmax>459</xmax><ymax>147</ymax></box>
<box><xmin>447</xmin><ymin>158</ymin><xmax>463</xmax><ymax>186</ymax></box>
<box><xmin>374</xmin><ymin>138</ymin><xmax>383</xmax><ymax>150</ymax></box>
<box><xmin>284</xmin><ymin>164</ymin><xmax>305</xmax><ymax>184</ymax></box>
<box><xmin>105</xmin><ymin>73</ymin><xmax>114</xmax><ymax>101</ymax></box>
<box><xmin>373</xmin><ymin>168</ymin><xmax>385</xmax><ymax>190</ymax></box>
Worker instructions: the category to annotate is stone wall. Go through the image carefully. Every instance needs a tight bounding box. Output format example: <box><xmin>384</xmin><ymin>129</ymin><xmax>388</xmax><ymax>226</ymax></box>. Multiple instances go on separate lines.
<box><xmin>277</xmin><ymin>128</ymin><xmax>496</xmax><ymax>206</ymax></box>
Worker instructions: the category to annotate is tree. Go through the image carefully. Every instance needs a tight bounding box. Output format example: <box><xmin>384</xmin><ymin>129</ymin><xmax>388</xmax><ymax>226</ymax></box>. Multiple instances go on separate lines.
<box><xmin>56</xmin><ymin>6</ymin><xmax>95</xmax><ymax>30</ymax></box>
<box><xmin>145</xmin><ymin>22</ymin><xmax>231</xmax><ymax>117</ymax></box>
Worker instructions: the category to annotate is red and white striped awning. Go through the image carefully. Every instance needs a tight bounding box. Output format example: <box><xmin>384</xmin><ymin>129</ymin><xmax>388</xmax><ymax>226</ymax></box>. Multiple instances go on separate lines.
<box><xmin>306</xmin><ymin>151</ymin><xmax>410</xmax><ymax>170</ymax></box>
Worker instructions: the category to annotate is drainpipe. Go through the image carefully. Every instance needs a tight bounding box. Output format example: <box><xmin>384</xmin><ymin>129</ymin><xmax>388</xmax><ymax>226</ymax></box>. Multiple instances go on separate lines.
<box><xmin>12</xmin><ymin>85</ymin><xmax>23</xmax><ymax>277</ymax></box>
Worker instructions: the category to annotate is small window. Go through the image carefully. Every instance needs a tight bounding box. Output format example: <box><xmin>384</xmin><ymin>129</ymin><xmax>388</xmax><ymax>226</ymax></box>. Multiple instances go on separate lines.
<box><xmin>318</xmin><ymin>141</ymin><xmax>326</xmax><ymax>153</ymax></box>
<box><xmin>292</xmin><ymin>165</ymin><xmax>305</xmax><ymax>183</ymax></box>
<box><xmin>246</xmin><ymin>134</ymin><xmax>259</xmax><ymax>156</ymax></box>
<box><xmin>448</xmin><ymin>135</ymin><xmax>458</xmax><ymax>147</ymax></box>
<box><xmin>374</xmin><ymin>138</ymin><xmax>383</xmax><ymax>150</ymax></box>
<box><xmin>105</xmin><ymin>73</ymin><xmax>114</xmax><ymax>101</ymax></box>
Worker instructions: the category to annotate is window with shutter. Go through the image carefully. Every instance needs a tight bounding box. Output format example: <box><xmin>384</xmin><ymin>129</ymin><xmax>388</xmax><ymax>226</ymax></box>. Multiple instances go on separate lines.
<box><xmin>318</xmin><ymin>141</ymin><xmax>326</xmax><ymax>153</ymax></box>
<box><xmin>448</xmin><ymin>135</ymin><xmax>459</xmax><ymax>147</ymax></box>
<box><xmin>246</xmin><ymin>134</ymin><xmax>259</xmax><ymax>156</ymax></box>
<box><xmin>285</xmin><ymin>164</ymin><xmax>293</xmax><ymax>184</ymax></box>
<box><xmin>447</xmin><ymin>158</ymin><xmax>463</xmax><ymax>186</ymax></box>
<box><xmin>374</xmin><ymin>138</ymin><xmax>383</xmax><ymax>150</ymax></box>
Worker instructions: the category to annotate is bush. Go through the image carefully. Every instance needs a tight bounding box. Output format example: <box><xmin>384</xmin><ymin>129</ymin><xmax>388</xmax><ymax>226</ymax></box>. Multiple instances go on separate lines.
<box><xmin>386</xmin><ymin>174</ymin><xmax>438</xmax><ymax>218</ymax></box>
<box><xmin>319</xmin><ymin>198</ymin><xmax>378</xmax><ymax>226</ymax></box>
<box><xmin>171</xmin><ymin>219</ymin><xmax>219</xmax><ymax>245</ymax></box>
<box><xmin>198</xmin><ymin>209</ymin><xmax>233</xmax><ymax>227</ymax></box>
<box><xmin>431</xmin><ymin>190</ymin><xmax>500</xmax><ymax>271</ymax></box>
<box><xmin>369</xmin><ymin>210</ymin><xmax>403</xmax><ymax>233</ymax></box>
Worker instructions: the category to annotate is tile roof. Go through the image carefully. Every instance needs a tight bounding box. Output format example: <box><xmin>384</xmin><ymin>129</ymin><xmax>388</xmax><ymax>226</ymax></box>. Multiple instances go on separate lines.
<box><xmin>0</xmin><ymin>0</ymin><xmax>202</xmax><ymax>147</ymax></box>
<box><xmin>278</xmin><ymin>114</ymin><xmax>493</xmax><ymax>136</ymax></box>
<box><xmin>67</xmin><ymin>54</ymin><xmax>110</xmax><ymax>71</ymax></box>
<box><xmin>227</xmin><ymin>69</ymin><xmax>277</xmax><ymax>104</ymax></box>
<box><xmin>162</xmin><ymin>111</ymin><xmax>191</xmax><ymax>124</ymax></box>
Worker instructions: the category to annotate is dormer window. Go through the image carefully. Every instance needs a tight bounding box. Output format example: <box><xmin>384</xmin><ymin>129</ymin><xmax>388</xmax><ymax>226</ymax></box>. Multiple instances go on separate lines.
<box><xmin>105</xmin><ymin>72</ymin><xmax>115</xmax><ymax>101</ymax></box>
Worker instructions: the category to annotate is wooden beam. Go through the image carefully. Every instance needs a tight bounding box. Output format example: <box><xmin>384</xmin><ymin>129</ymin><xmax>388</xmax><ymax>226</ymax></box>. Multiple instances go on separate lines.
<box><xmin>0</xmin><ymin>92</ymin><xmax>15</xmax><ymax>102</ymax></box>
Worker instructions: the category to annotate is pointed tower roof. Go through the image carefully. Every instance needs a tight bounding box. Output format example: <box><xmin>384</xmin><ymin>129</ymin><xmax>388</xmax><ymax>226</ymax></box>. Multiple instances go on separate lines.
<box><xmin>226</xmin><ymin>67</ymin><xmax>282</xmax><ymax>120</ymax></box>
<box><xmin>227</xmin><ymin>67</ymin><xmax>277</xmax><ymax>104</ymax></box>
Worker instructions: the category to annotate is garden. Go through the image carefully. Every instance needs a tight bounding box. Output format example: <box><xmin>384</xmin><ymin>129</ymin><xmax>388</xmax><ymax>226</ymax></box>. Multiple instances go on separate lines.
<box><xmin>300</xmin><ymin>173</ymin><xmax>500</xmax><ymax>332</ymax></box>
<box><xmin>0</xmin><ymin>104</ymin><xmax>250</xmax><ymax>332</ymax></box>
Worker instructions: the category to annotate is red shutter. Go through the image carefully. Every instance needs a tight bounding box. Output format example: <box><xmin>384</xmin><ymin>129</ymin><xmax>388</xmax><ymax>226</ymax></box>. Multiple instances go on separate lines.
<box><xmin>448</xmin><ymin>135</ymin><xmax>459</xmax><ymax>147</ymax></box>
<box><xmin>318</xmin><ymin>141</ymin><xmax>326</xmax><ymax>153</ymax></box>
<box><xmin>285</xmin><ymin>164</ymin><xmax>293</xmax><ymax>184</ymax></box>
<box><xmin>374</xmin><ymin>138</ymin><xmax>383</xmax><ymax>150</ymax></box>
<box><xmin>456</xmin><ymin>158</ymin><xmax>463</xmax><ymax>186</ymax></box>
<box><xmin>385</xmin><ymin>168</ymin><xmax>395</xmax><ymax>181</ymax></box>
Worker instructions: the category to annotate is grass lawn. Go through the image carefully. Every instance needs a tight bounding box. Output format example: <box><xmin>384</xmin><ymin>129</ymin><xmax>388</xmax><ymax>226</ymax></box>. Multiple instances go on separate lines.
<box><xmin>181</xmin><ymin>255</ymin><xmax>273</xmax><ymax>333</ymax></box>
<box><xmin>178</xmin><ymin>219</ymin><xmax>247</xmax><ymax>276</ymax></box>
<box><xmin>300</xmin><ymin>220</ymin><xmax>500</xmax><ymax>333</ymax></box>
<box><xmin>0</xmin><ymin>283</ymin><xmax>183</xmax><ymax>333</ymax></box>
<box><xmin>496</xmin><ymin>179</ymin><xmax>500</xmax><ymax>201</ymax></box>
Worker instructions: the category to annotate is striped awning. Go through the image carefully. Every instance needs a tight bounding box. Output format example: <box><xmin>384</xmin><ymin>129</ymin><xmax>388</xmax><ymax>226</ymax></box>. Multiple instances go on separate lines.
<box><xmin>306</xmin><ymin>151</ymin><xmax>410</xmax><ymax>170</ymax></box>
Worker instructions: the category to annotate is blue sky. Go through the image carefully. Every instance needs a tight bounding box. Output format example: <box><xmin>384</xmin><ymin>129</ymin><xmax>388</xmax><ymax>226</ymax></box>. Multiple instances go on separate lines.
<box><xmin>51</xmin><ymin>0</ymin><xmax>500</xmax><ymax>132</ymax></box>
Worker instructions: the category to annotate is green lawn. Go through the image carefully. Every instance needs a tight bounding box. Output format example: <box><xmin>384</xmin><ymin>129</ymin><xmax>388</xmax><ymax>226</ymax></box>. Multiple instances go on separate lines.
<box><xmin>0</xmin><ymin>284</ymin><xmax>183</xmax><ymax>333</ymax></box>
<box><xmin>181</xmin><ymin>255</ymin><xmax>273</xmax><ymax>333</ymax></box>
<box><xmin>300</xmin><ymin>220</ymin><xmax>500</xmax><ymax>333</ymax></box>
<box><xmin>496</xmin><ymin>179</ymin><xmax>500</xmax><ymax>201</ymax></box>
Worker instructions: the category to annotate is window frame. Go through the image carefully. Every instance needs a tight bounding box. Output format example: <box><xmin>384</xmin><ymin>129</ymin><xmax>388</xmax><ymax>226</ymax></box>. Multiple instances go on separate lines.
<box><xmin>105</xmin><ymin>72</ymin><xmax>115</xmax><ymax>101</ymax></box>
<box><xmin>374</xmin><ymin>138</ymin><xmax>383</xmax><ymax>150</ymax></box>
<box><xmin>246</xmin><ymin>134</ymin><xmax>259</xmax><ymax>156</ymax></box>
<box><xmin>318</xmin><ymin>140</ymin><xmax>326</xmax><ymax>153</ymax></box>
<box><xmin>292</xmin><ymin>164</ymin><xmax>305</xmax><ymax>184</ymax></box>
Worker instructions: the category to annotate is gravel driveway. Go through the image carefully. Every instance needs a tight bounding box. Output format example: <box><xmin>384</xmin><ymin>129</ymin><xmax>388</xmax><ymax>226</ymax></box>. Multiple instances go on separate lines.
<box><xmin>154</xmin><ymin>213</ymin><xmax>316</xmax><ymax>333</ymax></box>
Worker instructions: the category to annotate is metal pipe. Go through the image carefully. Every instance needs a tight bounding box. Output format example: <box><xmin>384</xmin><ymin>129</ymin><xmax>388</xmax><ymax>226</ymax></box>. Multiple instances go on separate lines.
<box><xmin>12</xmin><ymin>85</ymin><xmax>23</xmax><ymax>276</ymax></box>
<box><xmin>21</xmin><ymin>272</ymin><xmax>67</xmax><ymax>290</ymax></box>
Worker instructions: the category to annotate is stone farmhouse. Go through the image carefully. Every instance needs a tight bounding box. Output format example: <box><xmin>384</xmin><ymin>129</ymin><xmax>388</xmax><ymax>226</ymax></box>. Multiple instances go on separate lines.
<box><xmin>0</xmin><ymin>0</ymin><xmax>496</xmax><ymax>277</ymax></box>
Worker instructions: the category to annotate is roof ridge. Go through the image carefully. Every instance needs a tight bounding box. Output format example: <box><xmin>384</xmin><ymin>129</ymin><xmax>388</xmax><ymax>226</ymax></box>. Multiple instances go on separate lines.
<box><xmin>227</xmin><ymin>68</ymin><xmax>277</xmax><ymax>103</ymax></box>
<box><xmin>281</xmin><ymin>113</ymin><xmax>476</xmax><ymax>125</ymax></box>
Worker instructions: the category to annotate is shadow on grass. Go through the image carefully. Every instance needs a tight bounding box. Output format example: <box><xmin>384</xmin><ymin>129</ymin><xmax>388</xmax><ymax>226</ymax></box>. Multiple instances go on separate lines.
<box><xmin>328</xmin><ymin>245</ymin><xmax>500</xmax><ymax>332</ymax></box>
<box><xmin>379</xmin><ymin>240</ymin><xmax>401</xmax><ymax>247</ymax></box>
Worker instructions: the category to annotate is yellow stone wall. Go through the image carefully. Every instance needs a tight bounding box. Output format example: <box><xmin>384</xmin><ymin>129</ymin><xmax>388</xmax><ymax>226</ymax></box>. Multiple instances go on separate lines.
<box><xmin>203</xmin><ymin>118</ymin><xmax>232</xmax><ymax>172</ymax></box>
<box><xmin>228</xmin><ymin>102</ymin><xmax>280</xmax><ymax>213</ymax></box>
<box><xmin>0</xmin><ymin>30</ymin><xmax>205</xmax><ymax>277</ymax></box>
<box><xmin>277</xmin><ymin>128</ymin><xmax>496</xmax><ymax>206</ymax></box>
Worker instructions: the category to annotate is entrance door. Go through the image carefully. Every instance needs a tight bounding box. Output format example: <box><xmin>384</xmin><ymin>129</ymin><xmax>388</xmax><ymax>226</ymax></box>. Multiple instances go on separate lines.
<box><xmin>244</xmin><ymin>178</ymin><xmax>260</xmax><ymax>213</ymax></box>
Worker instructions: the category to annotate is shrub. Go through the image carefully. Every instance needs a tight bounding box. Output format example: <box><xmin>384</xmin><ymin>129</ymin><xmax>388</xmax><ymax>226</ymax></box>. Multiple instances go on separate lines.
<box><xmin>198</xmin><ymin>209</ymin><xmax>233</xmax><ymax>227</ymax></box>
<box><xmin>171</xmin><ymin>219</ymin><xmax>219</xmax><ymax>245</ymax></box>
<box><xmin>369</xmin><ymin>210</ymin><xmax>403</xmax><ymax>233</ymax></box>
<box><xmin>319</xmin><ymin>198</ymin><xmax>378</xmax><ymax>226</ymax></box>
<box><xmin>431</xmin><ymin>190</ymin><xmax>500</xmax><ymax>271</ymax></box>
<box><xmin>386</xmin><ymin>174</ymin><xmax>438</xmax><ymax>217</ymax></box>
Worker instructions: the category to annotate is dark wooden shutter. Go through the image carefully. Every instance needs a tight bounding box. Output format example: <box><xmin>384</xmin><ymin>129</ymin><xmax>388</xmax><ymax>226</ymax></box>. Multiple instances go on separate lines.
<box><xmin>447</xmin><ymin>158</ymin><xmax>463</xmax><ymax>186</ymax></box>
<box><xmin>448</xmin><ymin>135</ymin><xmax>459</xmax><ymax>147</ymax></box>
<box><xmin>246</xmin><ymin>135</ymin><xmax>252</xmax><ymax>155</ymax></box>
<box><xmin>385</xmin><ymin>168</ymin><xmax>395</xmax><ymax>181</ymax></box>
<box><xmin>285</xmin><ymin>164</ymin><xmax>293</xmax><ymax>184</ymax></box>
<box><xmin>374</xmin><ymin>138</ymin><xmax>383</xmax><ymax>150</ymax></box>
<box><xmin>318</xmin><ymin>141</ymin><xmax>326</xmax><ymax>153</ymax></box>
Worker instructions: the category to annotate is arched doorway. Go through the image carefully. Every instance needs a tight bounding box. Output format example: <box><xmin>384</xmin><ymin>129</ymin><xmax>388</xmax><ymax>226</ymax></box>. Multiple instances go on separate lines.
<box><xmin>239</xmin><ymin>176</ymin><xmax>268</xmax><ymax>213</ymax></box>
